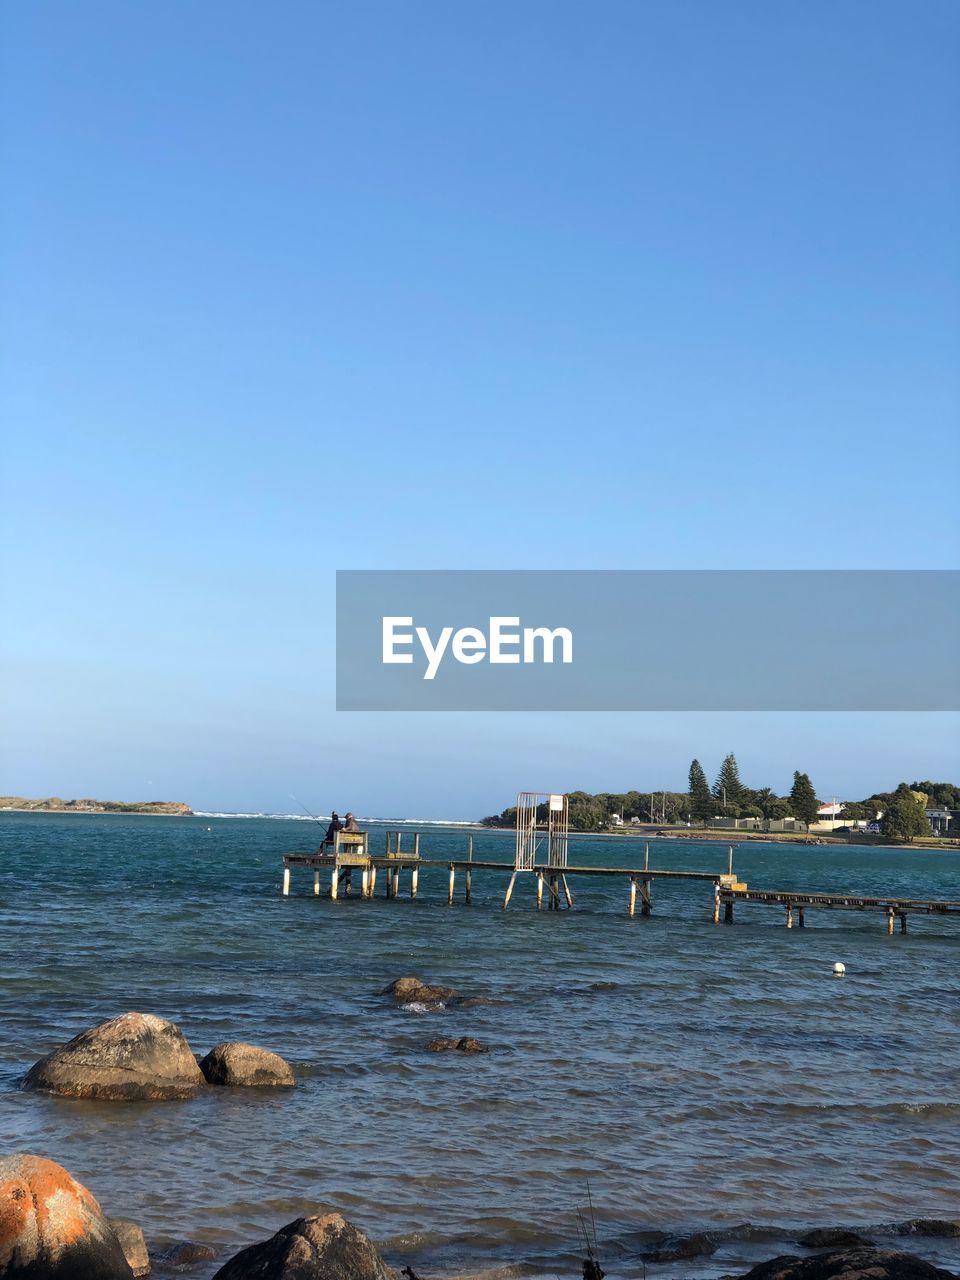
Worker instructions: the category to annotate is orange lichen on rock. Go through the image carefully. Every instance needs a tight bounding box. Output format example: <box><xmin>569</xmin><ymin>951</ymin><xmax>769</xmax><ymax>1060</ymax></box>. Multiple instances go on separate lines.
<box><xmin>0</xmin><ymin>1154</ymin><xmax>132</xmax><ymax>1278</ymax></box>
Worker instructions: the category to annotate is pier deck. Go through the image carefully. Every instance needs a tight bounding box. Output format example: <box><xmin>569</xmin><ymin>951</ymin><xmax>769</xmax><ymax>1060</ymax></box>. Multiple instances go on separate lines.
<box><xmin>281</xmin><ymin>834</ymin><xmax>959</xmax><ymax>932</ymax></box>
<box><xmin>720</xmin><ymin>885</ymin><xmax>960</xmax><ymax>932</ymax></box>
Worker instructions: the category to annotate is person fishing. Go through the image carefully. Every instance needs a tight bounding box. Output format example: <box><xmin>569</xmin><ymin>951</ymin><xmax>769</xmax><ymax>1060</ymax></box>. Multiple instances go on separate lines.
<box><xmin>319</xmin><ymin>811</ymin><xmax>342</xmax><ymax>851</ymax></box>
<box><xmin>342</xmin><ymin>811</ymin><xmax>362</xmax><ymax>833</ymax></box>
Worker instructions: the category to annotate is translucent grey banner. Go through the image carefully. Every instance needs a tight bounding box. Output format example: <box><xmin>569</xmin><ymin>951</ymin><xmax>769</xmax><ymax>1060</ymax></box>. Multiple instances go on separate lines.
<box><xmin>336</xmin><ymin>570</ymin><xmax>960</xmax><ymax>711</ymax></box>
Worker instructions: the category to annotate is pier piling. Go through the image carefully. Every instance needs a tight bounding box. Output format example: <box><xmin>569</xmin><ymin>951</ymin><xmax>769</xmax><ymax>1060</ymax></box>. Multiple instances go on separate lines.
<box><xmin>640</xmin><ymin>879</ymin><xmax>652</xmax><ymax>916</ymax></box>
<box><xmin>503</xmin><ymin>872</ymin><xmax>517</xmax><ymax>910</ymax></box>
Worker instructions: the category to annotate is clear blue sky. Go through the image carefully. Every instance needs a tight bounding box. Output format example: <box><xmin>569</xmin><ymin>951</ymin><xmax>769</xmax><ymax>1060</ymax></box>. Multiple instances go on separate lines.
<box><xmin>2</xmin><ymin>1</ymin><xmax>958</xmax><ymax>816</ymax></box>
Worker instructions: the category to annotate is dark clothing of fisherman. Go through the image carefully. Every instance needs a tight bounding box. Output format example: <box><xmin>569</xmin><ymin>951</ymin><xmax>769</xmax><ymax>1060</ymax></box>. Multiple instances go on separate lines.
<box><xmin>321</xmin><ymin>812</ymin><xmax>342</xmax><ymax>849</ymax></box>
<box><xmin>342</xmin><ymin>812</ymin><xmax>362</xmax><ymax>833</ymax></box>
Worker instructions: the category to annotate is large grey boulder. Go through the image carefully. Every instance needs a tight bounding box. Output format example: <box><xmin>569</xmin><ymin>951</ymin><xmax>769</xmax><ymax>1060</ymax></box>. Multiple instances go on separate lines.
<box><xmin>212</xmin><ymin>1213</ymin><xmax>391</xmax><ymax>1280</ymax></box>
<box><xmin>199</xmin><ymin>1042</ymin><xmax>295</xmax><ymax>1088</ymax></box>
<box><xmin>0</xmin><ymin>1153</ymin><xmax>134</xmax><ymax>1278</ymax></box>
<box><xmin>739</xmin><ymin>1248</ymin><xmax>959</xmax><ymax>1280</ymax></box>
<box><xmin>23</xmin><ymin>1012</ymin><xmax>203</xmax><ymax>1101</ymax></box>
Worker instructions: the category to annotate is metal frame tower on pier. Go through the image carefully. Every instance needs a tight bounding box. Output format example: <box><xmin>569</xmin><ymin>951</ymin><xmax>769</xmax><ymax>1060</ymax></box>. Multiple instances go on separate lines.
<box><xmin>503</xmin><ymin>791</ymin><xmax>573</xmax><ymax>910</ymax></box>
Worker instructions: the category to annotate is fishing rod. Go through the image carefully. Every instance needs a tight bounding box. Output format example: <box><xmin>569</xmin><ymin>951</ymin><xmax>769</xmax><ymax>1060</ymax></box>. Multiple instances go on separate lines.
<box><xmin>290</xmin><ymin>793</ymin><xmax>324</xmax><ymax>825</ymax></box>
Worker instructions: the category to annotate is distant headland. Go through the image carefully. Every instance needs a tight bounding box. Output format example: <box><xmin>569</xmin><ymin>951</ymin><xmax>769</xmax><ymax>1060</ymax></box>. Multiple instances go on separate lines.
<box><xmin>0</xmin><ymin>796</ymin><xmax>193</xmax><ymax>816</ymax></box>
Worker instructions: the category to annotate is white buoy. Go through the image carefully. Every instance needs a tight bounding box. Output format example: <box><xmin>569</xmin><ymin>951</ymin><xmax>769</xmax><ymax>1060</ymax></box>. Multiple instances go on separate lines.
<box><xmin>833</xmin><ymin>961</ymin><xmax>846</xmax><ymax>976</ymax></box>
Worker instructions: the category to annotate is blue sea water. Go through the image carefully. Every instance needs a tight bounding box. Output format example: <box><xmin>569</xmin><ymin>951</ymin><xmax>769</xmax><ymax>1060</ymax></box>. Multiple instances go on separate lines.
<box><xmin>1</xmin><ymin>812</ymin><xmax>958</xmax><ymax>1279</ymax></box>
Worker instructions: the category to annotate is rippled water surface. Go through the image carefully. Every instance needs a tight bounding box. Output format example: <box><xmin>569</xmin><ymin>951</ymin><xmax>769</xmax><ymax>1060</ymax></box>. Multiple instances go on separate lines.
<box><xmin>1</xmin><ymin>813</ymin><xmax>958</xmax><ymax>1278</ymax></box>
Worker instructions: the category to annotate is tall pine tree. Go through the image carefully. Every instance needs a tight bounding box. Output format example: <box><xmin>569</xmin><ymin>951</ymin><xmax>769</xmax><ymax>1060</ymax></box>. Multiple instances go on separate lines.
<box><xmin>688</xmin><ymin>758</ymin><xmax>714</xmax><ymax>823</ymax></box>
<box><xmin>789</xmin><ymin>771</ymin><xmax>819</xmax><ymax>827</ymax></box>
<box><xmin>713</xmin><ymin>752</ymin><xmax>744</xmax><ymax>812</ymax></box>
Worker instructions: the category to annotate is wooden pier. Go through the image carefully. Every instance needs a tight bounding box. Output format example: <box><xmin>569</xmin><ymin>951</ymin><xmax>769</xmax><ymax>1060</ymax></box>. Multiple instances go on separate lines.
<box><xmin>280</xmin><ymin>828</ymin><xmax>960</xmax><ymax>934</ymax></box>
<box><xmin>719</xmin><ymin>886</ymin><xmax>960</xmax><ymax>932</ymax></box>
<box><xmin>282</xmin><ymin>826</ymin><xmax>743</xmax><ymax>911</ymax></box>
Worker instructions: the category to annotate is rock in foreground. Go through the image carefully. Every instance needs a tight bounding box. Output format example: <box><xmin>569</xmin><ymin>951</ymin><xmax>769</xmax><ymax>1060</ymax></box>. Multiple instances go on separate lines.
<box><xmin>212</xmin><ymin>1213</ymin><xmax>390</xmax><ymax>1280</ymax></box>
<box><xmin>199</xmin><ymin>1043</ymin><xmax>295</xmax><ymax>1088</ymax></box>
<box><xmin>645</xmin><ymin>1231</ymin><xmax>717</xmax><ymax>1262</ymax></box>
<box><xmin>425</xmin><ymin>1037</ymin><xmax>489</xmax><ymax>1054</ymax></box>
<box><xmin>0</xmin><ymin>1153</ymin><xmax>133</xmax><ymax>1278</ymax></box>
<box><xmin>106</xmin><ymin>1220</ymin><xmax>149</xmax><ymax>1277</ymax></box>
<box><xmin>23</xmin><ymin>1013</ymin><xmax>203</xmax><ymax>1101</ymax></box>
<box><xmin>160</xmin><ymin>1242</ymin><xmax>217</xmax><ymax>1267</ymax></box>
<box><xmin>384</xmin><ymin>976</ymin><xmax>458</xmax><ymax>1005</ymax></box>
<box><xmin>740</xmin><ymin>1247</ymin><xmax>959</xmax><ymax>1280</ymax></box>
<box><xmin>897</xmin><ymin>1222</ymin><xmax>960</xmax><ymax>1239</ymax></box>
<box><xmin>798</xmin><ymin>1230</ymin><xmax>875</xmax><ymax>1250</ymax></box>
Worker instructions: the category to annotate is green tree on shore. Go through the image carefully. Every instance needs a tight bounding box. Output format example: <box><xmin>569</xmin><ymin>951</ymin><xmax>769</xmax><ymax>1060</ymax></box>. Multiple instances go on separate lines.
<box><xmin>882</xmin><ymin>785</ymin><xmax>929</xmax><ymax>842</ymax></box>
<box><xmin>766</xmin><ymin>797</ymin><xmax>792</xmax><ymax>820</ymax></box>
<box><xmin>688</xmin><ymin>759</ymin><xmax>714</xmax><ymax>823</ymax></box>
<box><xmin>910</xmin><ymin>780</ymin><xmax>959</xmax><ymax>809</ymax></box>
<box><xmin>713</xmin><ymin>752</ymin><xmax>744</xmax><ymax>814</ymax></box>
<box><xmin>789</xmin><ymin>771</ymin><xmax>819</xmax><ymax>827</ymax></box>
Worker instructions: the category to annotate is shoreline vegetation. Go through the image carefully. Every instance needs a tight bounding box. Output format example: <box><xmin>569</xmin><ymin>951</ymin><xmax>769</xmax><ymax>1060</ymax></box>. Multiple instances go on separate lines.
<box><xmin>0</xmin><ymin>796</ymin><xmax>193</xmax><ymax>815</ymax></box>
<box><xmin>1</xmin><ymin>798</ymin><xmax>957</xmax><ymax>850</ymax></box>
<box><xmin>480</xmin><ymin>755</ymin><xmax>960</xmax><ymax>850</ymax></box>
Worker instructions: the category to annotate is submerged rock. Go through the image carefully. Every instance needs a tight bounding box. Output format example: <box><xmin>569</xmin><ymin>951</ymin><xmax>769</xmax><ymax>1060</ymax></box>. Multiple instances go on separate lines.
<box><xmin>159</xmin><ymin>1242</ymin><xmax>217</xmax><ymax>1267</ymax></box>
<box><xmin>799</xmin><ymin>1230</ymin><xmax>875</xmax><ymax>1250</ymax></box>
<box><xmin>897</xmin><ymin>1222</ymin><xmax>960</xmax><ymax>1239</ymax></box>
<box><xmin>739</xmin><ymin>1247</ymin><xmax>959</xmax><ymax>1280</ymax></box>
<box><xmin>0</xmin><ymin>1153</ymin><xmax>134</xmax><ymax>1278</ymax></box>
<box><xmin>199</xmin><ymin>1043</ymin><xmax>295</xmax><ymax>1088</ymax></box>
<box><xmin>424</xmin><ymin>1037</ymin><xmax>490</xmax><ymax>1054</ymax></box>
<box><xmin>23</xmin><ymin>1012</ymin><xmax>203</xmax><ymax>1101</ymax></box>
<box><xmin>645</xmin><ymin>1231</ymin><xmax>717</xmax><ymax>1262</ymax></box>
<box><xmin>384</xmin><ymin>977</ymin><xmax>458</xmax><ymax>1006</ymax></box>
<box><xmin>106</xmin><ymin>1220</ymin><xmax>149</xmax><ymax>1277</ymax></box>
<box><xmin>212</xmin><ymin>1212</ymin><xmax>391</xmax><ymax>1280</ymax></box>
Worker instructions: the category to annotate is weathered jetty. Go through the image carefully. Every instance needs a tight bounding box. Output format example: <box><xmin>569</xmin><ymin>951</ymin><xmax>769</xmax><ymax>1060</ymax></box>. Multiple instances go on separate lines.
<box><xmin>281</xmin><ymin>792</ymin><xmax>960</xmax><ymax>933</ymax></box>
<box><xmin>282</xmin><ymin>833</ymin><xmax>740</xmax><ymax>915</ymax></box>
<box><xmin>720</xmin><ymin>885</ymin><xmax>960</xmax><ymax>932</ymax></box>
